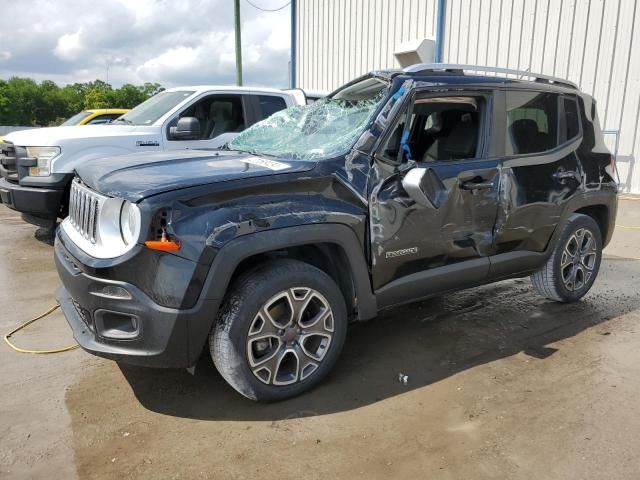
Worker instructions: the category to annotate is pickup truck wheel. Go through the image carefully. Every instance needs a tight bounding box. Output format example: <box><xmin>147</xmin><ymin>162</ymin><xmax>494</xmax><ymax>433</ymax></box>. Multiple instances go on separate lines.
<box><xmin>531</xmin><ymin>213</ymin><xmax>602</xmax><ymax>302</ymax></box>
<box><xmin>210</xmin><ymin>259</ymin><xmax>347</xmax><ymax>402</ymax></box>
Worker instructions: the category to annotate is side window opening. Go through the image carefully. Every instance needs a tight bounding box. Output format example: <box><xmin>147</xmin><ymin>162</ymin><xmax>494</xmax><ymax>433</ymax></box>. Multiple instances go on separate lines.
<box><xmin>86</xmin><ymin>114</ymin><xmax>121</xmax><ymax>125</ymax></box>
<box><xmin>382</xmin><ymin>96</ymin><xmax>483</xmax><ymax>163</ymax></box>
<box><xmin>258</xmin><ymin>95</ymin><xmax>287</xmax><ymax>118</ymax></box>
<box><xmin>562</xmin><ymin>96</ymin><xmax>581</xmax><ymax>142</ymax></box>
<box><xmin>176</xmin><ymin>95</ymin><xmax>245</xmax><ymax>140</ymax></box>
<box><xmin>506</xmin><ymin>91</ymin><xmax>559</xmax><ymax>155</ymax></box>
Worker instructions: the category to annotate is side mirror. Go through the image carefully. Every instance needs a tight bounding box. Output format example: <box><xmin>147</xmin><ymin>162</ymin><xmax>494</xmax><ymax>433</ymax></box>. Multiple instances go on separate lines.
<box><xmin>170</xmin><ymin>117</ymin><xmax>201</xmax><ymax>140</ymax></box>
<box><xmin>402</xmin><ymin>167</ymin><xmax>448</xmax><ymax>209</ymax></box>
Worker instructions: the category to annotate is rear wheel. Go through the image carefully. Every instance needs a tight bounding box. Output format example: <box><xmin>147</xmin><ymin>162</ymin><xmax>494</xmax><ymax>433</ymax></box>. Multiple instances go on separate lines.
<box><xmin>531</xmin><ymin>213</ymin><xmax>602</xmax><ymax>302</ymax></box>
<box><xmin>210</xmin><ymin>259</ymin><xmax>347</xmax><ymax>402</ymax></box>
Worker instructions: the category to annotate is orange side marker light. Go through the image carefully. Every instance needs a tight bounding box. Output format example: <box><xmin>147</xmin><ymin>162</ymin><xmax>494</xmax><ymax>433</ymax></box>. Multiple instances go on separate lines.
<box><xmin>144</xmin><ymin>239</ymin><xmax>181</xmax><ymax>251</ymax></box>
<box><xmin>145</xmin><ymin>227</ymin><xmax>181</xmax><ymax>251</ymax></box>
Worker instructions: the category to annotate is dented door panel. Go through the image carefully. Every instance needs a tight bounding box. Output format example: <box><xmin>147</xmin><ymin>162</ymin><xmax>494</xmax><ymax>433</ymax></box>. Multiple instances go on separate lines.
<box><xmin>368</xmin><ymin>86</ymin><xmax>500</xmax><ymax>296</ymax></box>
<box><xmin>369</xmin><ymin>159</ymin><xmax>500</xmax><ymax>292</ymax></box>
<box><xmin>495</xmin><ymin>148</ymin><xmax>581</xmax><ymax>253</ymax></box>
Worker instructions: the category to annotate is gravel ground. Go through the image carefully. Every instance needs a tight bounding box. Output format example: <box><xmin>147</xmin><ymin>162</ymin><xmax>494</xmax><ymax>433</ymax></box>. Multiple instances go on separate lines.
<box><xmin>1</xmin><ymin>198</ymin><xmax>639</xmax><ymax>479</ymax></box>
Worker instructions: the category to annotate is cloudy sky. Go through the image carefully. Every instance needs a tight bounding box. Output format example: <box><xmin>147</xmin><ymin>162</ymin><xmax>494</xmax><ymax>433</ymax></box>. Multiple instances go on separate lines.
<box><xmin>0</xmin><ymin>0</ymin><xmax>291</xmax><ymax>88</ymax></box>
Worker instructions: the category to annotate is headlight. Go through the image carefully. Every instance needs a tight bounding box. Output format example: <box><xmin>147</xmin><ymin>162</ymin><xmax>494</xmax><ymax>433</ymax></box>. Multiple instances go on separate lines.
<box><xmin>119</xmin><ymin>201</ymin><xmax>141</xmax><ymax>245</ymax></box>
<box><xmin>25</xmin><ymin>146</ymin><xmax>61</xmax><ymax>176</ymax></box>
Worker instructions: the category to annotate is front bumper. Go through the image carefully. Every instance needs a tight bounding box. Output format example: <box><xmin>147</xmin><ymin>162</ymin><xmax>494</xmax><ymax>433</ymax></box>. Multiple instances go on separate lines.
<box><xmin>0</xmin><ymin>177</ymin><xmax>64</xmax><ymax>219</ymax></box>
<box><xmin>54</xmin><ymin>234</ymin><xmax>221</xmax><ymax>368</ymax></box>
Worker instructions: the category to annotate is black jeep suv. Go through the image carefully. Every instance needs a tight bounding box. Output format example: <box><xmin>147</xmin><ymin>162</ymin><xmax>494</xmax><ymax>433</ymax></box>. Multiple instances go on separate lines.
<box><xmin>54</xmin><ymin>65</ymin><xmax>618</xmax><ymax>401</ymax></box>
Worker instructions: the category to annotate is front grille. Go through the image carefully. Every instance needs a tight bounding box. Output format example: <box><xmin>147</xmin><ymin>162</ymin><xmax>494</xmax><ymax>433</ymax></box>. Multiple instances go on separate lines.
<box><xmin>69</xmin><ymin>179</ymin><xmax>104</xmax><ymax>243</ymax></box>
<box><xmin>0</xmin><ymin>140</ymin><xmax>19</xmax><ymax>182</ymax></box>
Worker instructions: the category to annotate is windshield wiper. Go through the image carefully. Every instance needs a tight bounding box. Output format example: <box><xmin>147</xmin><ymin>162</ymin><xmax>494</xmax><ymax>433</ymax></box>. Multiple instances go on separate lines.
<box><xmin>227</xmin><ymin>146</ymin><xmax>282</xmax><ymax>158</ymax></box>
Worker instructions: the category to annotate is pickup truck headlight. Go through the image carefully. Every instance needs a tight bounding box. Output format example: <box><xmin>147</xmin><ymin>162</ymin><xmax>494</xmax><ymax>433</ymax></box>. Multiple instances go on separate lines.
<box><xmin>25</xmin><ymin>146</ymin><xmax>61</xmax><ymax>176</ymax></box>
<box><xmin>120</xmin><ymin>201</ymin><xmax>141</xmax><ymax>245</ymax></box>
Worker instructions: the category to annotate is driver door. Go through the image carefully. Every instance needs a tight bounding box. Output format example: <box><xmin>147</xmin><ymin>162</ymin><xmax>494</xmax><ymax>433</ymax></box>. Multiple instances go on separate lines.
<box><xmin>369</xmin><ymin>90</ymin><xmax>501</xmax><ymax>308</ymax></box>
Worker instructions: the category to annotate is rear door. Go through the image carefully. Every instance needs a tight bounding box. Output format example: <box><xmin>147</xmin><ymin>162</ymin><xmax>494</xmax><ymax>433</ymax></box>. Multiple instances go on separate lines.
<box><xmin>492</xmin><ymin>89</ymin><xmax>582</xmax><ymax>259</ymax></box>
<box><xmin>369</xmin><ymin>89</ymin><xmax>502</xmax><ymax>307</ymax></box>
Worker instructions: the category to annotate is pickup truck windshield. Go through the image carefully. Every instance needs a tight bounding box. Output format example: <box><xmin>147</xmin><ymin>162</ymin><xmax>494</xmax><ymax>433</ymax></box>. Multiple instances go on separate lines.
<box><xmin>61</xmin><ymin>111</ymin><xmax>91</xmax><ymax>126</ymax></box>
<box><xmin>114</xmin><ymin>90</ymin><xmax>194</xmax><ymax>126</ymax></box>
<box><xmin>228</xmin><ymin>77</ymin><xmax>389</xmax><ymax>161</ymax></box>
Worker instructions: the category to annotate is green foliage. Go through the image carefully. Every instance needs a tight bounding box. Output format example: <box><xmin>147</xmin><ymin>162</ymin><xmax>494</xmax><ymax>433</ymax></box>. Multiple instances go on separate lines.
<box><xmin>84</xmin><ymin>88</ymin><xmax>110</xmax><ymax>110</ymax></box>
<box><xmin>0</xmin><ymin>77</ymin><xmax>165</xmax><ymax>126</ymax></box>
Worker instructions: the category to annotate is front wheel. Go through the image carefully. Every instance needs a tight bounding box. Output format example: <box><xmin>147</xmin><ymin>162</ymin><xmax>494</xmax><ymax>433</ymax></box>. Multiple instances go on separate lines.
<box><xmin>210</xmin><ymin>259</ymin><xmax>347</xmax><ymax>402</ymax></box>
<box><xmin>531</xmin><ymin>213</ymin><xmax>602</xmax><ymax>302</ymax></box>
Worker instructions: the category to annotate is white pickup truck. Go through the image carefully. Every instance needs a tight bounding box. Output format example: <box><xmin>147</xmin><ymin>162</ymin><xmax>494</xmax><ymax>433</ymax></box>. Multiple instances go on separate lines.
<box><xmin>0</xmin><ymin>86</ymin><xmax>324</xmax><ymax>227</ymax></box>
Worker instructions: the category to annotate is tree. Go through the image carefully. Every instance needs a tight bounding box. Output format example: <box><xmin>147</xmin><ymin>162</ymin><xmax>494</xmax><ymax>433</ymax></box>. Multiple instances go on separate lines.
<box><xmin>0</xmin><ymin>78</ymin><xmax>164</xmax><ymax>126</ymax></box>
<box><xmin>83</xmin><ymin>88</ymin><xmax>110</xmax><ymax>109</ymax></box>
<box><xmin>109</xmin><ymin>84</ymin><xmax>146</xmax><ymax>109</ymax></box>
<box><xmin>140</xmin><ymin>82</ymin><xmax>164</xmax><ymax>97</ymax></box>
<box><xmin>3</xmin><ymin>77</ymin><xmax>42</xmax><ymax>125</ymax></box>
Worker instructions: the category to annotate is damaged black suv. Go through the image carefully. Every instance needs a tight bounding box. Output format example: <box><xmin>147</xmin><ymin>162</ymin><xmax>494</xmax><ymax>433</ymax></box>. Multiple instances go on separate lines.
<box><xmin>55</xmin><ymin>64</ymin><xmax>618</xmax><ymax>401</ymax></box>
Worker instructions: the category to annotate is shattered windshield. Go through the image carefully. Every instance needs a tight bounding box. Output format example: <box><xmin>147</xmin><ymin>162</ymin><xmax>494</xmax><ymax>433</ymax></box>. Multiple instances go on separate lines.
<box><xmin>228</xmin><ymin>77</ymin><xmax>389</xmax><ymax>161</ymax></box>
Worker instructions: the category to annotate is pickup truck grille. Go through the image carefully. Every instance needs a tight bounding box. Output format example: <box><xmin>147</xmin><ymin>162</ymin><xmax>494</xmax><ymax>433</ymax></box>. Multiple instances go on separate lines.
<box><xmin>69</xmin><ymin>179</ymin><xmax>104</xmax><ymax>244</ymax></box>
<box><xmin>0</xmin><ymin>140</ymin><xmax>19</xmax><ymax>183</ymax></box>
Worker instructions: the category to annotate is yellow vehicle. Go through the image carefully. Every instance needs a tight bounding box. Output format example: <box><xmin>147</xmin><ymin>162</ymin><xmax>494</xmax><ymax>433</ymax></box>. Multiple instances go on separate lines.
<box><xmin>0</xmin><ymin>109</ymin><xmax>129</xmax><ymax>143</ymax></box>
<box><xmin>60</xmin><ymin>108</ymin><xmax>129</xmax><ymax>126</ymax></box>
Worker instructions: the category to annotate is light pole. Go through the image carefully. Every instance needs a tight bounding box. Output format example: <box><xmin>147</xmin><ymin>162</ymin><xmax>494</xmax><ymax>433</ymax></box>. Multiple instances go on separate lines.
<box><xmin>234</xmin><ymin>0</ymin><xmax>243</xmax><ymax>86</ymax></box>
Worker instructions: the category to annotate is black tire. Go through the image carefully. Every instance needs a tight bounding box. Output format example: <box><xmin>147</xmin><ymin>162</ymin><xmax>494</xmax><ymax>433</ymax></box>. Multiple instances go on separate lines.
<box><xmin>531</xmin><ymin>213</ymin><xmax>602</xmax><ymax>302</ymax></box>
<box><xmin>210</xmin><ymin>259</ymin><xmax>348</xmax><ymax>402</ymax></box>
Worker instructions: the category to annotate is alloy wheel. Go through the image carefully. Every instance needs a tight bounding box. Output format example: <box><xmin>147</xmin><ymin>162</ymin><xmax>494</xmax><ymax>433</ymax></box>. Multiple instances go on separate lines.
<box><xmin>560</xmin><ymin>227</ymin><xmax>597</xmax><ymax>292</ymax></box>
<box><xmin>246</xmin><ymin>287</ymin><xmax>334</xmax><ymax>386</ymax></box>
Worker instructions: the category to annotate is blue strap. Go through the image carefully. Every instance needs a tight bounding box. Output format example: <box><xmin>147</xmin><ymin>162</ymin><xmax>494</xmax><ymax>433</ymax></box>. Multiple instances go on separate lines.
<box><xmin>392</xmin><ymin>86</ymin><xmax>406</xmax><ymax>100</ymax></box>
<box><xmin>400</xmin><ymin>130</ymin><xmax>412</xmax><ymax>160</ymax></box>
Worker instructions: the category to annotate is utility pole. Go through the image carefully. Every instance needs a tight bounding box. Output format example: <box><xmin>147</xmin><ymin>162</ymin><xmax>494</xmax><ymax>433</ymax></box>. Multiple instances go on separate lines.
<box><xmin>234</xmin><ymin>0</ymin><xmax>243</xmax><ymax>86</ymax></box>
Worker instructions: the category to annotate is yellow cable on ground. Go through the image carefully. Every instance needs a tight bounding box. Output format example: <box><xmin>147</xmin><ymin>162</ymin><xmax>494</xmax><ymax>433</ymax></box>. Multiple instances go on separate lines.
<box><xmin>616</xmin><ymin>224</ymin><xmax>640</xmax><ymax>230</ymax></box>
<box><xmin>4</xmin><ymin>304</ymin><xmax>79</xmax><ymax>354</ymax></box>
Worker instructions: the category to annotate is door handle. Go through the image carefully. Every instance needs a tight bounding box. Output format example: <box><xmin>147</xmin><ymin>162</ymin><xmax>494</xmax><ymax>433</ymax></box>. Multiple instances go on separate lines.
<box><xmin>460</xmin><ymin>180</ymin><xmax>494</xmax><ymax>191</ymax></box>
<box><xmin>552</xmin><ymin>170</ymin><xmax>579</xmax><ymax>182</ymax></box>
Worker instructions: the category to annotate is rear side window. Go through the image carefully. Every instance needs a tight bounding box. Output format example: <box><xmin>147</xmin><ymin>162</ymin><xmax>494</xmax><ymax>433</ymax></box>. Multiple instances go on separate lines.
<box><xmin>86</xmin><ymin>114</ymin><xmax>122</xmax><ymax>125</ymax></box>
<box><xmin>506</xmin><ymin>91</ymin><xmax>559</xmax><ymax>155</ymax></box>
<box><xmin>258</xmin><ymin>95</ymin><xmax>287</xmax><ymax>118</ymax></box>
<box><xmin>562</xmin><ymin>96</ymin><xmax>581</xmax><ymax>142</ymax></box>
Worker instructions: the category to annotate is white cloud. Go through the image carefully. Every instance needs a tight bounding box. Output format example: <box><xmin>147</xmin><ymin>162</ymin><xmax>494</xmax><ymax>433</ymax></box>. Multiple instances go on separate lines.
<box><xmin>0</xmin><ymin>0</ymin><xmax>291</xmax><ymax>88</ymax></box>
<box><xmin>54</xmin><ymin>30</ymin><xmax>84</xmax><ymax>61</ymax></box>
<box><xmin>139</xmin><ymin>46</ymin><xmax>201</xmax><ymax>74</ymax></box>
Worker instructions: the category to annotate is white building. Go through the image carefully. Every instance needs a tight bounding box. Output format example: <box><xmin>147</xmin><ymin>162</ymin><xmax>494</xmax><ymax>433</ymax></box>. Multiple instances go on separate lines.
<box><xmin>292</xmin><ymin>0</ymin><xmax>640</xmax><ymax>193</ymax></box>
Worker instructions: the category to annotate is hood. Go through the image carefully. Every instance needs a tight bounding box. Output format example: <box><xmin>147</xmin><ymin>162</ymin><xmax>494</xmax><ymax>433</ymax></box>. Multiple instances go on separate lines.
<box><xmin>5</xmin><ymin>124</ymin><xmax>152</xmax><ymax>146</ymax></box>
<box><xmin>76</xmin><ymin>150</ymin><xmax>316</xmax><ymax>201</ymax></box>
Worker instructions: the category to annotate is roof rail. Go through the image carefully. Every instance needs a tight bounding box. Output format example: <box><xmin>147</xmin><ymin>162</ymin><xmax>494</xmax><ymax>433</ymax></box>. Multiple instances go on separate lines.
<box><xmin>403</xmin><ymin>63</ymin><xmax>578</xmax><ymax>89</ymax></box>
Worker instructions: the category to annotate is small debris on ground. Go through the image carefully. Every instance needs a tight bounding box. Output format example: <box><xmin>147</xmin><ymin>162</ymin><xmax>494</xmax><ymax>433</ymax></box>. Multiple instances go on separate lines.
<box><xmin>398</xmin><ymin>373</ymin><xmax>409</xmax><ymax>385</ymax></box>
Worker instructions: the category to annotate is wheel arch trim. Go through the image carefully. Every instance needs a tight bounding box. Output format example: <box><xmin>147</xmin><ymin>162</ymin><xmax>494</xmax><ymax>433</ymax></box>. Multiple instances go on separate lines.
<box><xmin>199</xmin><ymin>223</ymin><xmax>377</xmax><ymax>320</ymax></box>
<box><xmin>551</xmin><ymin>192</ymin><xmax>617</xmax><ymax>251</ymax></box>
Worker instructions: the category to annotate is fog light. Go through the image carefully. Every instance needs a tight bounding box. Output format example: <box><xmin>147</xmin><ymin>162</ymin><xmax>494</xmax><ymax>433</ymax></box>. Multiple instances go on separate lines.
<box><xmin>89</xmin><ymin>284</ymin><xmax>131</xmax><ymax>299</ymax></box>
<box><xmin>94</xmin><ymin>310</ymin><xmax>140</xmax><ymax>340</ymax></box>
